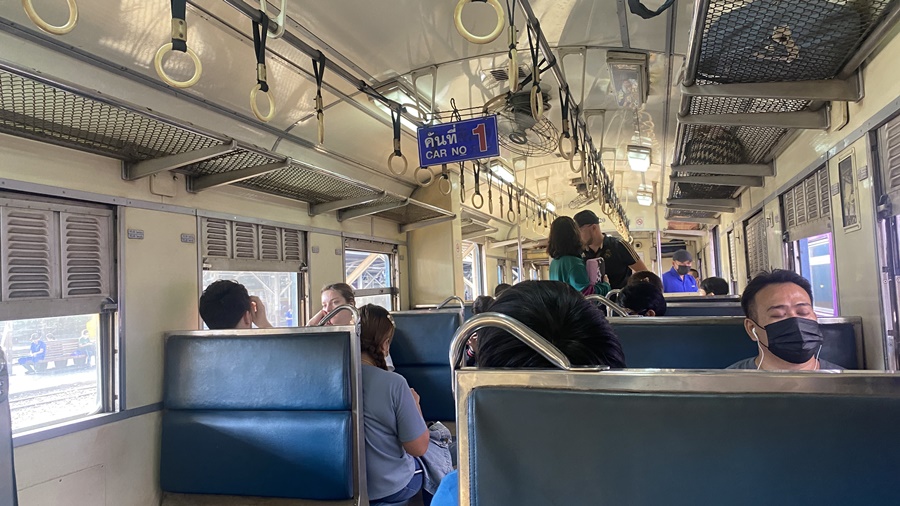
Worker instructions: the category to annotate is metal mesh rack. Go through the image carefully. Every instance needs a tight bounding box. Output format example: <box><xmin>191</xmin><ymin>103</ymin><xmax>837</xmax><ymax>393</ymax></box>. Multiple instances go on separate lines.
<box><xmin>339</xmin><ymin>194</ymin><xmax>453</xmax><ymax>224</ymax></box>
<box><xmin>670</xmin><ymin>0</ymin><xmax>899</xmax><ymax>224</ymax></box>
<box><xmin>0</xmin><ymin>63</ymin><xmax>449</xmax><ymax>229</ymax></box>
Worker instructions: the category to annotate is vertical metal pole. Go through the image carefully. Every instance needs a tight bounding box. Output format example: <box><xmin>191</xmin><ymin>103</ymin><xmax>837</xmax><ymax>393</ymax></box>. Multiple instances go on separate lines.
<box><xmin>654</xmin><ymin>181</ymin><xmax>663</xmax><ymax>277</ymax></box>
<box><xmin>517</xmin><ymin>221</ymin><xmax>524</xmax><ymax>282</ymax></box>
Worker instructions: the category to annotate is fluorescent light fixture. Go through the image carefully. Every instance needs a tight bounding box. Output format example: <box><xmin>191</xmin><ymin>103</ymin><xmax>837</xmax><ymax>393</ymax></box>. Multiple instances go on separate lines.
<box><xmin>627</xmin><ymin>145</ymin><xmax>652</xmax><ymax>172</ymax></box>
<box><xmin>369</xmin><ymin>85</ymin><xmax>429</xmax><ymax>132</ymax></box>
<box><xmin>545</xmin><ymin>201</ymin><xmax>556</xmax><ymax>213</ymax></box>
<box><xmin>636</xmin><ymin>192</ymin><xmax>653</xmax><ymax>206</ymax></box>
<box><xmin>488</xmin><ymin>160</ymin><xmax>516</xmax><ymax>184</ymax></box>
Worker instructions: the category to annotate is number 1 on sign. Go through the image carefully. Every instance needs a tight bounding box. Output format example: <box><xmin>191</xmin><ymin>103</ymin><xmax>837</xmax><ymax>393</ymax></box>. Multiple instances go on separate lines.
<box><xmin>472</xmin><ymin>123</ymin><xmax>487</xmax><ymax>152</ymax></box>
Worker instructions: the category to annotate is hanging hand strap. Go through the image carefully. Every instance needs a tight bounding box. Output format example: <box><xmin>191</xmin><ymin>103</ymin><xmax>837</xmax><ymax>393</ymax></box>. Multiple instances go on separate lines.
<box><xmin>450</xmin><ymin>98</ymin><xmax>462</xmax><ymax>123</ymax></box>
<box><xmin>472</xmin><ymin>162</ymin><xmax>484</xmax><ymax>209</ymax></box>
<box><xmin>387</xmin><ymin>107</ymin><xmax>408</xmax><ymax>175</ymax></box>
<box><xmin>487</xmin><ymin>170</ymin><xmax>494</xmax><ymax>214</ymax></box>
<box><xmin>253</xmin><ymin>12</ymin><xmax>270</xmax><ymax>93</ymax></box>
<box><xmin>170</xmin><ymin>0</ymin><xmax>187</xmax><ymax>52</ymax></box>
<box><xmin>506</xmin><ymin>0</ymin><xmax>518</xmax><ymax>92</ymax></box>
<box><xmin>527</xmin><ymin>25</ymin><xmax>543</xmax><ymax>120</ymax></box>
<box><xmin>627</xmin><ymin>0</ymin><xmax>675</xmax><ymax>19</ymax></box>
<box><xmin>459</xmin><ymin>162</ymin><xmax>467</xmax><ymax>204</ymax></box>
<box><xmin>312</xmin><ymin>52</ymin><xmax>326</xmax><ymax>143</ymax></box>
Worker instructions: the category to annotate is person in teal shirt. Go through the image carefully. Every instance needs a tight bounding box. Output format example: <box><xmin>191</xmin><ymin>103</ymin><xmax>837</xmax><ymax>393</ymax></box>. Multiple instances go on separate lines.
<box><xmin>548</xmin><ymin>216</ymin><xmax>610</xmax><ymax>295</ymax></box>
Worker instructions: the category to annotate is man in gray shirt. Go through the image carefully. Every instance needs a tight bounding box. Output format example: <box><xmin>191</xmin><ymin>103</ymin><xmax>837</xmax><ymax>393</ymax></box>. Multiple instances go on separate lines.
<box><xmin>727</xmin><ymin>270</ymin><xmax>842</xmax><ymax>370</ymax></box>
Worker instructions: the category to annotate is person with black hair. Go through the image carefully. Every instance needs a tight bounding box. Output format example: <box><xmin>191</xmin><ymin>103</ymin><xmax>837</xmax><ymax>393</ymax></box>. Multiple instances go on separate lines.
<box><xmin>619</xmin><ymin>282</ymin><xmax>667</xmax><ymax>316</ymax></box>
<box><xmin>548</xmin><ymin>216</ymin><xmax>610</xmax><ymax>296</ymax></box>
<box><xmin>574</xmin><ymin>209</ymin><xmax>648</xmax><ymax>289</ymax></box>
<box><xmin>699</xmin><ymin>276</ymin><xmax>730</xmax><ymax>296</ymax></box>
<box><xmin>728</xmin><ymin>270</ymin><xmax>842</xmax><ymax>370</ymax></box>
<box><xmin>198</xmin><ymin>280</ymin><xmax>272</xmax><ymax>329</ymax></box>
<box><xmin>431</xmin><ymin>281</ymin><xmax>626</xmax><ymax>505</ymax></box>
<box><xmin>689</xmin><ymin>269</ymin><xmax>700</xmax><ymax>283</ymax></box>
<box><xmin>493</xmin><ymin>283</ymin><xmax>511</xmax><ymax>296</ymax></box>
<box><xmin>662</xmin><ymin>249</ymin><xmax>698</xmax><ymax>293</ymax></box>
<box><xmin>627</xmin><ymin>270</ymin><xmax>664</xmax><ymax>293</ymax></box>
<box><xmin>472</xmin><ymin>295</ymin><xmax>494</xmax><ymax>315</ymax></box>
<box><xmin>357</xmin><ymin>304</ymin><xmax>432</xmax><ymax>504</ymax></box>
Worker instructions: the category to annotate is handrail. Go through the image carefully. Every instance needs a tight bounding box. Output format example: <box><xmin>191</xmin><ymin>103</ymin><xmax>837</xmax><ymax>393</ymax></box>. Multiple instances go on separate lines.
<box><xmin>606</xmin><ymin>289</ymin><xmax>621</xmax><ymax>303</ymax></box>
<box><xmin>585</xmin><ymin>295</ymin><xmax>629</xmax><ymax>317</ymax></box>
<box><xmin>317</xmin><ymin>304</ymin><xmax>360</xmax><ymax>326</ymax></box>
<box><xmin>450</xmin><ymin>312</ymin><xmax>584</xmax><ymax>371</ymax></box>
<box><xmin>437</xmin><ymin>296</ymin><xmax>465</xmax><ymax>310</ymax></box>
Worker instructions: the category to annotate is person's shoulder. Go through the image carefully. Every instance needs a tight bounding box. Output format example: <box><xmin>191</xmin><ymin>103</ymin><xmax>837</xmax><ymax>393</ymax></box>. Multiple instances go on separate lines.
<box><xmin>363</xmin><ymin>365</ymin><xmax>410</xmax><ymax>388</ymax></box>
<box><xmin>726</xmin><ymin>357</ymin><xmax>757</xmax><ymax>369</ymax></box>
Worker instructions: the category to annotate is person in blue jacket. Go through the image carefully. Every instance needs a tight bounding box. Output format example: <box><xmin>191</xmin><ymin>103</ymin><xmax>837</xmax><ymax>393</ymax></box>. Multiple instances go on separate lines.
<box><xmin>548</xmin><ymin>217</ymin><xmax>610</xmax><ymax>295</ymax></box>
<box><xmin>662</xmin><ymin>249</ymin><xmax>698</xmax><ymax>293</ymax></box>
<box><xmin>18</xmin><ymin>333</ymin><xmax>46</xmax><ymax>374</ymax></box>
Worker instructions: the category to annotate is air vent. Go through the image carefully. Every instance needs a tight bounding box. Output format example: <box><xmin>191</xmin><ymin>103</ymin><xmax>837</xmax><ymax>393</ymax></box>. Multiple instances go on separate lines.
<box><xmin>258</xmin><ymin>225</ymin><xmax>281</xmax><ymax>261</ymax></box>
<box><xmin>232</xmin><ymin>222</ymin><xmax>258</xmax><ymax>259</ymax></box>
<box><xmin>481</xmin><ymin>63</ymin><xmax>532</xmax><ymax>88</ymax></box>
<box><xmin>282</xmin><ymin>229</ymin><xmax>303</xmax><ymax>261</ymax></box>
<box><xmin>202</xmin><ymin>218</ymin><xmax>231</xmax><ymax>258</ymax></box>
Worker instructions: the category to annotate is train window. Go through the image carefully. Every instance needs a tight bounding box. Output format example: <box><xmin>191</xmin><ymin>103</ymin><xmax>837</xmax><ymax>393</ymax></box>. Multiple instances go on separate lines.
<box><xmin>787</xmin><ymin>234</ymin><xmax>839</xmax><ymax>316</ymax></box>
<box><xmin>512</xmin><ymin>266</ymin><xmax>521</xmax><ymax>284</ymax></box>
<box><xmin>200</xmin><ymin>217</ymin><xmax>307</xmax><ymax>325</ymax></box>
<box><xmin>461</xmin><ymin>241</ymin><xmax>484</xmax><ymax>301</ymax></box>
<box><xmin>0</xmin><ymin>195</ymin><xmax>116</xmax><ymax>433</ymax></box>
<box><xmin>344</xmin><ymin>239</ymin><xmax>398</xmax><ymax>310</ymax></box>
<box><xmin>201</xmin><ymin>271</ymin><xmax>300</xmax><ymax>327</ymax></box>
<box><xmin>496</xmin><ymin>259</ymin><xmax>507</xmax><ymax>285</ymax></box>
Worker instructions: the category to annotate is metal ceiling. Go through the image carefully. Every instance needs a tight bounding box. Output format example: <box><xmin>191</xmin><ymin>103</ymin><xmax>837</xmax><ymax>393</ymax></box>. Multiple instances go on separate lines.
<box><xmin>668</xmin><ymin>0</ymin><xmax>900</xmax><ymax>223</ymax></box>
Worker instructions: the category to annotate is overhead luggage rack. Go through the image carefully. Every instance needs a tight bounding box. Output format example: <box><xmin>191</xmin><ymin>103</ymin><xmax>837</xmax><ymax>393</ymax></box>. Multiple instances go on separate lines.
<box><xmin>669</xmin><ymin>0</ymin><xmax>900</xmax><ymax>223</ymax></box>
<box><xmin>0</xmin><ymin>61</ymin><xmax>452</xmax><ymax>230</ymax></box>
<box><xmin>336</xmin><ymin>193</ymin><xmax>455</xmax><ymax>232</ymax></box>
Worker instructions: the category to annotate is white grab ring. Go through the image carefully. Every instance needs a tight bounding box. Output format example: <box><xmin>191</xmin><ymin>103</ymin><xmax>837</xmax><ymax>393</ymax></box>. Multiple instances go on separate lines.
<box><xmin>438</xmin><ymin>176</ymin><xmax>452</xmax><ymax>195</ymax></box>
<box><xmin>530</xmin><ymin>84</ymin><xmax>544</xmax><ymax>121</ymax></box>
<box><xmin>454</xmin><ymin>0</ymin><xmax>504</xmax><ymax>45</ymax></box>
<box><xmin>22</xmin><ymin>0</ymin><xmax>78</xmax><ymax>35</ymax></box>
<box><xmin>558</xmin><ymin>134</ymin><xmax>575</xmax><ymax>160</ymax></box>
<box><xmin>388</xmin><ymin>152</ymin><xmax>409</xmax><ymax>176</ymax></box>
<box><xmin>154</xmin><ymin>43</ymin><xmax>203</xmax><ymax>89</ymax></box>
<box><xmin>415</xmin><ymin>166</ymin><xmax>435</xmax><ymax>187</ymax></box>
<box><xmin>569</xmin><ymin>149</ymin><xmax>585</xmax><ymax>173</ymax></box>
<box><xmin>250</xmin><ymin>83</ymin><xmax>276</xmax><ymax>122</ymax></box>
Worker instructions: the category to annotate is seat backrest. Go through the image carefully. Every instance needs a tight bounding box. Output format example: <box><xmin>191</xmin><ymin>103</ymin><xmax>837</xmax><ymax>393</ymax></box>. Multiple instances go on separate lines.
<box><xmin>664</xmin><ymin>302</ymin><xmax>745</xmax><ymax>317</ymax></box>
<box><xmin>458</xmin><ymin>370</ymin><xmax>900</xmax><ymax>506</ymax></box>
<box><xmin>391</xmin><ymin>310</ymin><xmax>462</xmax><ymax>421</ymax></box>
<box><xmin>161</xmin><ymin>329</ymin><xmax>364</xmax><ymax>502</ymax></box>
<box><xmin>611</xmin><ymin>316</ymin><xmax>862</xmax><ymax>369</ymax></box>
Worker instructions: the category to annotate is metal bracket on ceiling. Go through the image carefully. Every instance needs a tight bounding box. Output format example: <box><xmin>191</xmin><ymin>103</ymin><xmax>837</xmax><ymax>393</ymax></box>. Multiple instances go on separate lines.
<box><xmin>188</xmin><ymin>157</ymin><xmax>292</xmax><ymax>192</ymax></box>
<box><xmin>666</xmin><ymin>198</ymin><xmax>738</xmax><ymax>212</ymax></box>
<box><xmin>681</xmin><ymin>73</ymin><xmax>863</xmax><ymax>102</ymax></box>
<box><xmin>666</xmin><ymin>216</ymin><xmax>721</xmax><ymax>226</ymax></box>
<box><xmin>678</xmin><ymin>108</ymin><xmax>830</xmax><ymax>130</ymax></box>
<box><xmin>671</xmin><ymin>164</ymin><xmax>774</xmax><ymax>177</ymax></box>
<box><xmin>308</xmin><ymin>192</ymin><xmax>386</xmax><ymax>217</ymax></box>
<box><xmin>462</xmin><ymin>224</ymin><xmax>500</xmax><ymax>242</ymax></box>
<box><xmin>399</xmin><ymin>215</ymin><xmax>457</xmax><ymax>233</ymax></box>
<box><xmin>338</xmin><ymin>199</ymin><xmax>408</xmax><ymax>222</ymax></box>
<box><xmin>669</xmin><ymin>175</ymin><xmax>764</xmax><ymax>187</ymax></box>
<box><xmin>123</xmin><ymin>140</ymin><xmax>239</xmax><ymax>181</ymax></box>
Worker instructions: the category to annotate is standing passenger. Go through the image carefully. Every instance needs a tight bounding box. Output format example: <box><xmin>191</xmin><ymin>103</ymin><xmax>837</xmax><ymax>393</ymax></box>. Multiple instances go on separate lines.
<box><xmin>574</xmin><ymin>210</ymin><xmax>648</xmax><ymax>289</ymax></box>
<box><xmin>548</xmin><ymin>217</ymin><xmax>610</xmax><ymax>296</ymax></box>
<box><xmin>357</xmin><ymin>304</ymin><xmax>434</xmax><ymax>505</ymax></box>
<box><xmin>307</xmin><ymin>283</ymin><xmax>356</xmax><ymax>326</ymax></box>
<box><xmin>662</xmin><ymin>250</ymin><xmax>698</xmax><ymax>293</ymax></box>
<box><xmin>728</xmin><ymin>270</ymin><xmax>842</xmax><ymax>370</ymax></box>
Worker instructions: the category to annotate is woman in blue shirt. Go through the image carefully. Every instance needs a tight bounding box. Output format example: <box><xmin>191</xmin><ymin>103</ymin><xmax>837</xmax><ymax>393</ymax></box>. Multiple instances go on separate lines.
<box><xmin>548</xmin><ymin>216</ymin><xmax>610</xmax><ymax>295</ymax></box>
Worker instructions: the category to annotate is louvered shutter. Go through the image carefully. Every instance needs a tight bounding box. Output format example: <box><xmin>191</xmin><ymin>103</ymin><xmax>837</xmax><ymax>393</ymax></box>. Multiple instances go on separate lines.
<box><xmin>744</xmin><ymin>212</ymin><xmax>769</xmax><ymax>279</ymax></box>
<box><xmin>780</xmin><ymin>166</ymin><xmax>832</xmax><ymax>241</ymax></box>
<box><xmin>880</xmin><ymin>115</ymin><xmax>900</xmax><ymax>214</ymax></box>
<box><xmin>1</xmin><ymin>197</ymin><xmax>113</xmax><ymax>319</ymax></box>
<box><xmin>200</xmin><ymin>217</ymin><xmax>306</xmax><ymax>272</ymax></box>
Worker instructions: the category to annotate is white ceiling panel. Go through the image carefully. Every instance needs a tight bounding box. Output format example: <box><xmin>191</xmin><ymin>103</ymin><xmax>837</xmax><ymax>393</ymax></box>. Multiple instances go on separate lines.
<box><xmin>527</xmin><ymin>0</ymin><xmax>622</xmax><ymax>47</ymax></box>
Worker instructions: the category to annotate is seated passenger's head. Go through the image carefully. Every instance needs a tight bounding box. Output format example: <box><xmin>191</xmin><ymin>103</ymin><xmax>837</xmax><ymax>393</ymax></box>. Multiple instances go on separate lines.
<box><xmin>672</xmin><ymin>249</ymin><xmax>693</xmax><ymax>274</ymax></box>
<box><xmin>547</xmin><ymin>217</ymin><xmax>583</xmax><ymax>259</ymax></box>
<box><xmin>476</xmin><ymin>281</ymin><xmax>626</xmax><ymax>368</ymax></box>
<box><xmin>322</xmin><ymin>283</ymin><xmax>356</xmax><ymax>325</ymax></box>
<box><xmin>199</xmin><ymin>280</ymin><xmax>252</xmax><ymax>329</ymax></box>
<box><xmin>472</xmin><ymin>295</ymin><xmax>494</xmax><ymax>315</ymax></box>
<box><xmin>700</xmin><ymin>276</ymin><xmax>729</xmax><ymax>296</ymax></box>
<box><xmin>627</xmin><ymin>270</ymin><xmax>664</xmax><ymax>293</ymax></box>
<box><xmin>619</xmin><ymin>283</ymin><xmax>667</xmax><ymax>316</ymax></box>
<box><xmin>493</xmin><ymin>283</ymin><xmax>511</xmax><ymax>297</ymax></box>
<box><xmin>741</xmin><ymin>270</ymin><xmax>823</xmax><ymax>367</ymax></box>
<box><xmin>689</xmin><ymin>269</ymin><xmax>700</xmax><ymax>282</ymax></box>
<box><xmin>358</xmin><ymin>304</ymin><xmax>394</xmax><ymax>370</ymax></box>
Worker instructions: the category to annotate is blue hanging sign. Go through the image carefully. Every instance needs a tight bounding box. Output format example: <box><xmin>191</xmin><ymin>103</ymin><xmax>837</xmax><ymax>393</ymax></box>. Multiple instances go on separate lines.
<box><xmin>417</xmin><ymin>116</ymin><xmax>500</xmax><ymax>167</ymax></box>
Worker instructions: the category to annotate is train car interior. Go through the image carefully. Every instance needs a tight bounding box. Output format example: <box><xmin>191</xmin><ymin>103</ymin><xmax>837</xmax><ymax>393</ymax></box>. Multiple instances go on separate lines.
<box><xmin>1</xmin><ymin>0</ymin><xmax>900</xmax><ymax>504</ymax></box>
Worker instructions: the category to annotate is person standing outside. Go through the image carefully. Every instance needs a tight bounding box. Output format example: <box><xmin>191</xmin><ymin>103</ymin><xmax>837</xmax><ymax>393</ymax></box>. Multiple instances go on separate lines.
<box><xmin>574</xmin><ymin>210</ymin><xmax>648</xmax><ymax>289</ymax></box>
<box><xmin>662</xmin><ymin>250</ymin><xmax>698</xmax><ymax>293</ymax></box>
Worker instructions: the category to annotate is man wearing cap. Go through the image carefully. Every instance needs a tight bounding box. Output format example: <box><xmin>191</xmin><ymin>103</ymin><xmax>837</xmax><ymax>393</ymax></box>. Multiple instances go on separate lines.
<box><xmin>662</xmin><ymin>249</ymin><xmax>699</xmax><ymax>293</ymax></box>
<box><xmin>574</xmin><ymin>210</ymin><xmax>649</xmax><ymax>290</ymax></box>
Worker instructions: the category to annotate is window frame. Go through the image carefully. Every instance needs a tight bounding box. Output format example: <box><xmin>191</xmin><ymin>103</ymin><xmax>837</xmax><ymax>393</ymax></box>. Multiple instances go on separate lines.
<box><xmin>461</xmin><ymin>240</ymin><xmax>484</xmax><ymax>301</ymax></box>
<box><xmin>343</xmin><ymin>238</ymin><xmax>399</xmax><ymax>310</ymax></box>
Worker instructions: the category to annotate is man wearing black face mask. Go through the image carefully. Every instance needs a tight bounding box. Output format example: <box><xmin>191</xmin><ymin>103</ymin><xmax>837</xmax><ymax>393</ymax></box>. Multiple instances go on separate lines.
<box><xmin>661</xmin><ymin>249</ymin><xmax>698</xmax><ymax>293</ymax></box>
<box><xmin>727</xmin><ymin>270</ymin><xmax>843</xmax><ymax>370</ymax></box>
